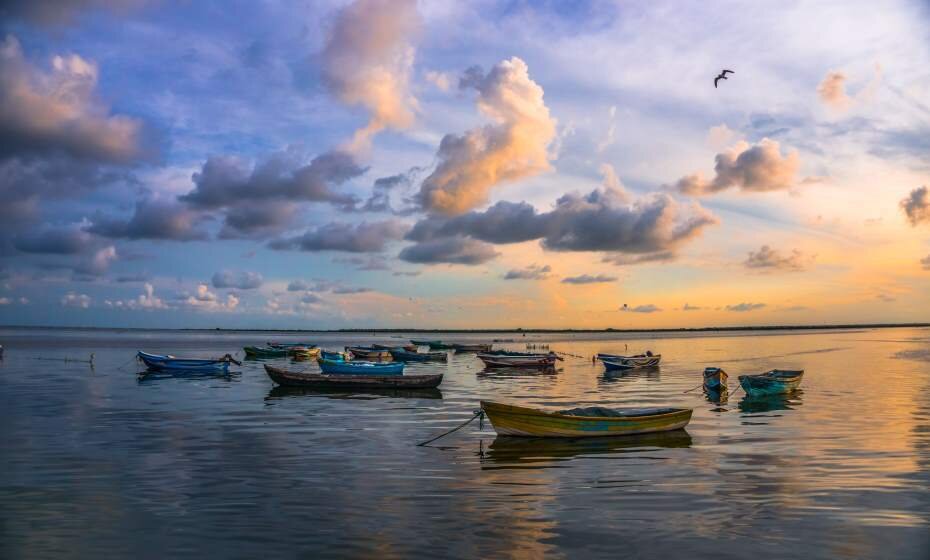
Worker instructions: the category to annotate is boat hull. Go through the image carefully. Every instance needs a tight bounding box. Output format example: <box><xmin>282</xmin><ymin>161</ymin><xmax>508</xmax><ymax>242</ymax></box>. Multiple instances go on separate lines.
<box><xmin>244</xmin><ymin>346</ymin><xmax>288</xmax><ymax>358</ymax></box>
<box><xmin>702</xmin><ymin>367</ymin><xmax>728</xmax><ymax>391</ymax></box>
<box><xmin>478</xmin><ymin>353</ymin><xmax>558</xmax><ymax>368</ymax></box>
<box><xmin>265</xmin><ymin>365</ymin><xmax>441</xmax><ymax>389</ymax></box>
<box><xmin>597</xmin><ymin>353</ymin><xmax>661</xmax><ymax>367</ymax></box>
<box><xmin>138</xmin><ymin>351</ymin><xmax>231</xmax><ymax>374</ymax></box>
<box><xmin>481</xmin><ymin>401</ymin><xmax>692</xmax><ymax>438</ymax></box>
<box><xmin>318</xmin><ymin>358</ymin><xmax>404</xmax><ymax>376</ymax></box>
<box><xmin>345</xmin><ymin>347</ymin><xmax>393</xmax><ymax>360</ymax></box>
<box><xmin>450</xmin><ymin>343</ymin><xmax>493</xmax><ymax>353</ymax></box>
<box><xmin>738</xmin><ymin>370</ymin><xmax>803</xmax><ymax>397</ymax></box>
<box><xmin>389</xmin><ymin>349</ymin><xmax>448</xmax><ymax>362</ymax></box>
<box><xmin>601</xmin><ymin>359</ymin><xmax>636</xmax><ymax>372</ymax></box>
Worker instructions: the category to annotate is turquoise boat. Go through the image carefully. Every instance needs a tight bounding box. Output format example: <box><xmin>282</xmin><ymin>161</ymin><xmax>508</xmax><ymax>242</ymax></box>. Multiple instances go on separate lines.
<box><xmin>318</xmin><ymin>358</ymin><xmax>404</xmax><ymax>376</ymax></box>
<box><xmin>320</xmin><ymin>350</ymin><xmax>346</xmax><ymax>361</ymax></box>
<box><xmin>738</xmin><ymin>369</ymin><xmax>803</xmax><ymax>397</ymax></box>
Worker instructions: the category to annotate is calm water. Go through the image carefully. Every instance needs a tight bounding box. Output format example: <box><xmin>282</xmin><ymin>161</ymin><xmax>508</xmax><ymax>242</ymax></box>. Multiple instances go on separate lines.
<box><xmin>1</xmin><ymin>327</ymin><xmax>928</xmax><ymax>559</ymax></box>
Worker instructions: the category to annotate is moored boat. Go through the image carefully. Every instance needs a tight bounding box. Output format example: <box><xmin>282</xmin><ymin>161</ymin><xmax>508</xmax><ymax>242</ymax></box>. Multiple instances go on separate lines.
<box><xmin>138</xmin><ymin>351</ymin><xmax>238</xmax><ymax>374</ymax></box>
<box><xmin>480</xmin><ymin>401</ymin><xmax>693</xmax><ymax>438</ymax></box>
<box><xmin>738</xmin><ymin>369</ymin><xmax>803</xmax><ymax>397</ymax></box>
<box><xmin>268</xmin><ymin>341</ymin><xmax>316</xmax><ymax>349</ymax></box>
<box><xmin>477</xmin><ymin>350</ymin><xmax>561</xmax><ymax>369</ymax></box>
<box><xmin>601</xmin><ymin>359</ymin><xmax>637</xmax><ymax>372</ymax></box>
<box><xmin>244</xmin><ymin>345</ymin><xmax>289</xmax><ymax>358</ymax></box>
<box><xmin>290</xmin><ymin>346</ymin><xmax>320</xmax><ymax>360</ymax></box>
<box><xmin>450</xmin><ymin>343</ymin><xmax>493</xmax><ymax>353</ymax></box>
<box><xmin>389</xmin><ymin>348</ymin><xmax>448</xmax><ymax>362</ymax></box>
<box><xmin>596</xmin><ymin>352</ymin><xmax>661</xmax><ymax>368</ymax></box>
<box><xmin>320</xmin><ymin>350</ymin><xmax>347</xmax><ymax>361</ymax></box>
<box><xmin>410</xmin><ymin>339</ymin><xmax>453</xmax><ymax>350</ymax></box>
<box><xmin>345</xmin><ymin>346</ymin><xmax>393</xmax><ymax>360</ymax></box>
<box><xmin>702</xmin><ymin>367</ymin><xmax>728</xmax><ymax>391</ymax></box>
<box><xmin>265</xmin><ymin>364</ymin><xmax>441</xmax><ymax>389</ymax></box>
<box><xmin>318</xmin><ymin>357</ymin><xmax>404</xmax><ymax>376</ymax></box>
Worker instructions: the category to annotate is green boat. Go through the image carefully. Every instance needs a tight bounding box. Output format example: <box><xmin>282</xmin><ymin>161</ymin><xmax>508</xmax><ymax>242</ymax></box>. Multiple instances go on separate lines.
<box><xmin>244</xmin><ymin>346</ymin><xmax>288</xmax><ymax>359</ymax></box>
<box><xmin>738</xmin><ymin>369</ymin><xmax>803</xmax><ymax>397</ymax></box>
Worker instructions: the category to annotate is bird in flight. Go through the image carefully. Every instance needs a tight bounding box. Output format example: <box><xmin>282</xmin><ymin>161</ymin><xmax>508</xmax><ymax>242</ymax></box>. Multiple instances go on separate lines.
<box><xmin>714</xmin><ymin>69</ymin><xmax>734</xmax><ymax>88</ymax></box>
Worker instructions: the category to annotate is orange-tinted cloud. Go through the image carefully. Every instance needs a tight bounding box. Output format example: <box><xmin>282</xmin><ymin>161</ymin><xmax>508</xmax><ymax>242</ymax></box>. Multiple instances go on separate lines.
<box><xmin>675</xmin><ymin>139</ymin><xmax>800</xmax><ymax>195</ymax></box>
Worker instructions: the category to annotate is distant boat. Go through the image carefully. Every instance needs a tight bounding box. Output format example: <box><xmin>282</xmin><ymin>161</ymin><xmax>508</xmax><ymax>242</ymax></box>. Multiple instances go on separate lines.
<box><xmin>480</xmin><ymin>401</ymin><xmax>693</xmax><ymax>438</ymax></box>
<box><xmin>477</xmin><ymin>351</ymin><xmax>561</xmax><ymax>368</ymax></box>
<box><xmin>601</xmin><ymin>358</ymin><xmax>637</xmax><ymax>372</ymax></box>
<box><xmin>596</xmin><ymin>352</ymin><xmax>661</xmax><ymax>368</ymax></box>
<box><xmin>703</xmin><ymin>367</ymin><xmax>728</xmax><ymax>391</ymax></box>
<box><xmin>266</xmin><ymin>364</ymin><xmax>440</xmax><ymax>389</ymax></box>
<box><xmin>450</xmin><ymin>343</ymin><xmax>493</xmax><ymax>353</ymax></box>
<box><xmin>318</xmin><ymin>357</ymin><xmax>404</xmax><ymax>376</ymax></box>
<box><xmin>138</xmin><ymin>351</ymin><xmax>237</xmax><ymax>374</ymax></box>
<box><xmin>244</xmin><ymin>346</ymin><xmax>288</xmax><ymax>358</ymax></box>
<box><xmin>389</xmin><ymin>348</ymin><xmax>448</xmax><ymax>362</ymax></box>
<box><xmin>267</xmin><ymin>341</ymin><xmax>317</xmax><ymax>349</ymax></box>
<box><xmin>738</xmin><ymin>369</ymin><xmax>804</xmax><ymax>397</ymax></box>
<box><xmin>345</xmin><ymin>346</ymin><xmax>393</xmax><ymax>360</ymax></box>
<box><xmin>320</xmin><ymin>350</ymin><xmax>347</xmax><ymax>361</ymax></box>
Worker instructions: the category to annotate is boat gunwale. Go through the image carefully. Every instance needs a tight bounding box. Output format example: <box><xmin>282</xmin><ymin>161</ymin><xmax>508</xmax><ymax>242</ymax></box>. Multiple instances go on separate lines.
<box><xmin>480</xmin><ymin>400</ymin><xmax>692</xmax><ymax>423</ymax></box>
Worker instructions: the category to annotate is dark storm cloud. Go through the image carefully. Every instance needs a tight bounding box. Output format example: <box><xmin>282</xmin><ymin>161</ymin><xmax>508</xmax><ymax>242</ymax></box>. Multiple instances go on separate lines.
<box><xmin>13</xmin><ymin>228</ymin><xmax>95</xmax><ymax>254</ymax></box>
<box><xmin>269</xmin><ymin>220</ymin><xmax>408</xmax><ymax>253</ymax></box>
<box><xmin>398</xmin><ymin>236</ymin><xmax>499</xmax><ymax>265</ymax></box>
<box><xmin>219</xmin><ymin>200</ymin><xmax>297</xmax><ymax>239</ymax></box>
<box><xmin>181</xmin><ymin>148</ymin><xmax>366</xmax><ymax>210</ymax></box>
<box><xmin>87</xmin><ymin>199</ymin><xmax>207</xmax><ymax>241</ymax></box>
<box><xmin>561</xmin><ymin>274</ymin><xmax>616</xmax><ymax>284</ymax></box>
<box><xmin>211</xmin><ymin>270</ymin><xmax>263</xmax><ymax>290</ymax></box>
<box><xmin>900</xmin><ymin>186</ymin><xmax>930</xmax><ymax>226</ymax></box>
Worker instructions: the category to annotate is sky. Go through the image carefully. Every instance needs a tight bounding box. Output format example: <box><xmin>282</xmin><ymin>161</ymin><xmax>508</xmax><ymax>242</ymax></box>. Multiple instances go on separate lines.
<box><xmin>0</xmin><ymin>0</ymin><xmax>928</xmax><ymax>329</ymax></box>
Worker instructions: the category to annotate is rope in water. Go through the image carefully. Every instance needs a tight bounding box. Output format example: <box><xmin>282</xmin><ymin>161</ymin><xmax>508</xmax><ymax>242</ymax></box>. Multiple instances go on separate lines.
<box><xmin>33</xmin><ymin>354</ymin><xmax>95</xmax><ymax>365</ymax></box>
<box><xmin>416</xmin><ymin>409</ymin><xmax>485</xmax><ymax>447</ymax></box>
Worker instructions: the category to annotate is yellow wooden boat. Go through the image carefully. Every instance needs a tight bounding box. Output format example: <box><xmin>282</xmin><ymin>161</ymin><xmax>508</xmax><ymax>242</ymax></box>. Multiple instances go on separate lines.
<box><xmin>290</xmin><ymin>346</ymin><xmax>321</xmax><ymax>360</ymax></box>
<box><xmin>480</xmin><ymin>400</ymin><xmax>692</xmax><ymax>438</ymax></box>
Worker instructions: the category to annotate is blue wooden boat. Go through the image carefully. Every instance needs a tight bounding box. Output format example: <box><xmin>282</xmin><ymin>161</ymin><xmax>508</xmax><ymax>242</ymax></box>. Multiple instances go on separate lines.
<box><xmin>703</xmin><ymin>367</ymin><xmax>728</xmax><ymax>391</ymax></box>
<box><xmin>137</xmin><ymin>351</ymin><xmax>237</xmax><ymax>374</ymax></box>
<box><xmin>738</xmin><ymin>369</ymin><xmax>803</xmax><ymax>397</ymax></box>
<box><xmin>389</xmin><ymin>348</ymin><xmax>448</xmax><ymax>362</ymax></box>
<box><xmin>267</xmin><ymin>341</ymin><xmax>317</xmax><ymax>349</ymax></box>
<box><xmin>318</xmin><ymin>358</ymin><xmax>404</xmax><ymax>376</ymax></box>
<box><xmin>601</xmin><ymin>358</ymin><xmax>636</xmax><ymax>372</ymax></box>
<box><xmin>320</xmin><ymin>350</ymin><xmax>347</xmax><ymax>361</ymax></box>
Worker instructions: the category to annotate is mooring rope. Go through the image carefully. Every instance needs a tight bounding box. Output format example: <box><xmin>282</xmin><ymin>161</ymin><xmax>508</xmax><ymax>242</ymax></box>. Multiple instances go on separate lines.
<box><xmin>417</xmin><ymin>409</ymin><xmax>485</xmax><ymax>447</ymax></box>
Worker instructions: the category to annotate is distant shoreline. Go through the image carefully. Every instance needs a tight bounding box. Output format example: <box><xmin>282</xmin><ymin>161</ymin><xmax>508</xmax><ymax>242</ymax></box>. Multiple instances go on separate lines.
<box><xmin>1</xmin><ymin>322</ymin><xmax>928</xmax><ymax>334</ymax></box>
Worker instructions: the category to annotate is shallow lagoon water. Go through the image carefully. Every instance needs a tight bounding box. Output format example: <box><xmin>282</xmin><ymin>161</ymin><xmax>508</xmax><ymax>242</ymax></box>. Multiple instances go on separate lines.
<box><xmin>1</xmin><ymin>327</ymin><xmax>928</xmax><ymax>558</ymax></box>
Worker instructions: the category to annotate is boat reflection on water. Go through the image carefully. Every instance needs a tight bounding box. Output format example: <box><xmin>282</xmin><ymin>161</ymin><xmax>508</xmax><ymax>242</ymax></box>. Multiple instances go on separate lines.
<box><xmin>599</xmin><ymin>365</ymin><xmax>660</xmax><ymax>384</ymax></box>
<box><xmin>136</xmin><ymin>370</ymin><xmax>240</xmax><ymax>384</ymax></box>
<box><xmin>476</xmin><ymin>366</ymin><xmax>559</xmax><ymax>379</ymax></box>
<box><xmin>704</xmin><ymin>386</ymin><xmax>728</xmax><ymax>404</ymax></box>
<box><xmin>266</xmin><ymin>385</ymin><xmax>443</xmax><ymax>401</ymax></box>
<box><xmin>480</xmin><ymin>429</ymin><xmax>692</xmax><ymax>468</ymax></box>
<box><xmin>738</xmin><ymin>391</ymin><xmax>803</xmax><ymax>414</ymax></box>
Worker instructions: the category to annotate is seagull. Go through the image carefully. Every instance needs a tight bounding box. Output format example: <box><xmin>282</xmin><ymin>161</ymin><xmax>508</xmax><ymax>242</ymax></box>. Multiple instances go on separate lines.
<box><xmin>714</xmin><ymin>69</ymin><xmax>734</xmax><ymax>88</ymax></box>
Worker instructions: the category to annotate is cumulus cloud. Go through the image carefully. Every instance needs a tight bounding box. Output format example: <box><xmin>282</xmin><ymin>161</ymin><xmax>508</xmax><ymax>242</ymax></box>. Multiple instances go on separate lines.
<box><xmin>105</xmin><ymin>282</ymin><xmax>167</xmax><ymax>310</ymax></box>
<box><xmin>674</xmin><ymin>139</ymin><xmax>800</xmax><ymax>195</ymax></box>
<box><xmin>356</xmin><ymin>167</ymin><xmax>421</xmax><ymax>213</ymax></box>
<box><xmin>61</xmin><ymin>292</ymin><xmax>91</xmax><ymax>308</ymax></box>
<box><xmin>726</xmin><ymin>302</ymin><xmax>766</xmax><ymax>312</ymax></box>
<box><xmin>817</xmin><ymin>71</ymin><xmax>851</xmax><ymax>110</ymax></box>
<box><xmin>179</xmin><ymin>284</ymin><xmax>239</xmax><ymax>311</ymax></box>
<box><xmin>321</xmin><ymin>0</ymin><xmax>420</xmax><ymax>151</ymax></box>
<box><xmin>424</xmin><ymin>70</ymin><xmax>452</xmax><ymax>91</ymax></box>
<box><xmin>88</xmin><ymin>199</ymin><xmax>207</xmax><ymax>241</ymax></box>
<box><xmin>562</xmin><ymin>274</ymin><xmax>616</xmax><ymax>284</ymax></box>
<box><xmin>287</xmin><ymin>280</ymin><xmax>311</xmax><ymax>292</ymax></box>
<box><xmin>417</xmin><ymin>57</ymin><xmax>557</xmax><ymax>215</ymax></box>
<box><xmin>620</xmin><ymin>304</ymin><xmax>661</xmax><ymax>313</ymax></box>
<box><xmin>75</xmin><ymin>245</ymin><xmax>117</xmax><ymax>277</ymax></box>
<box><xmin>407</xmin><ymin>187</ymin><xmax>717</xmax><ymax>257</ymax></box>
<box><xmin>503</xmin><ymin>264</ymin><xmax>551</xmax><ymax>280</ymax></box>
<box><xmin>398</xmin><ymin>236</ymin><xmax>499</xmax><ymax>265</ymax></box>
<box><xmin>744</xmin><ymin>245</ymin><xmax>810</xmax><ymax>272</ymax></box>
<box><xmin>901</xmin><ymin>186</ymin><xmax>930</xmax><ymax>226</ymax></box>
<box><xmin>211</xmin><ymin>270</ymin><xmax>263</xmax><ymax>290</ymax></box>
<box><xmin>0</xmin><ymin>35</ymin><xmax>145</xmax><ymax>163</ymax></box>
<box><xmin>269</xmin><ymin>220</ymin><xmax>408</xmax><ymax>253</ymax></box>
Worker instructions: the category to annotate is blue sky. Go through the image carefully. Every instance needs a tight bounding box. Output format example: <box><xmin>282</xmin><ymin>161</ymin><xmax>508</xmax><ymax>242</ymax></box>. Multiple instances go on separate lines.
<box><xmin>0</xmin><ymin>0</ymin><xmax>928</xmax><ymax>328</ymax></box>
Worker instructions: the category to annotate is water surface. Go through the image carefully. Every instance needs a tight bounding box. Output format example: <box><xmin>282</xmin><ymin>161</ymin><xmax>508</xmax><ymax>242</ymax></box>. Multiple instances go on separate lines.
<box><xmin>1</xmin><ymin>327</ymin><xmax>928</xmax><ymax>558</ymax></box>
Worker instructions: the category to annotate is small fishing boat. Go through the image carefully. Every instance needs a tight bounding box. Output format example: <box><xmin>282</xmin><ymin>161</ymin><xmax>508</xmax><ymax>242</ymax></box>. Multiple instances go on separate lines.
<box><xmin>244</xmin><ymin>345</ymin><xmax>289</xmax><ymax>358</ymax></box>
<box><xmin>290</xmin><ymin>346</ymin><xmax>320</xmax><ymax>360</ymax></box>
<box><xmin>480</xmin><ymin>401</ymin><xmax>693</xmax><ymax>438</ymax></box>
<box><xmin>265</xmin><ymin>365</ymin><xmax>441</xmax><ymax>389</ymax></box>
<box><xmin>267</xmin><ymin>341</ymin><xmax>316</xmax><ymax>349</ymax></box>
<box><xmin>477</xmin><ymin>351</ymin><xmax>561</xmax><ymax>369</ymax></box>
<box><xmin>370</xmin><ymin>343</ymin><xmax>403</xmax><ymax>350</ymax></box>
<box><xmin>702</xmin><ymin>367</ymin><xmax>728</xmax><ymax>391</ymax></box>
<box><xmin>345</xmin><ymin>346</ymin><xmax>393</xmax><ymax>360</ymax></box>
<box><xmin>320</xmin><ymin>350</ymin><xmax>347</xmax><ymax>361</ymax></box>
<box><xmin>738</xmin><ymin>369</ymin><xmax>804</xmax><ymax>397</ymax></box>
<box><xmin>138</xmin><ymin>351</ymin><xmax>238</xmax><ymax>374</ymax></box>
<box><xmin>450</xmin><ymin>343</ymin><xmax>493</xmax><ymax>353</ymax></box>
<box><xmin>389</xmin><ymin>348</ymin><xmax>448</xmax><ymax>362</ymax></box>
<box><xmin>318</xmin><ymin>358</ymin><xmax>404</xmax><ymax>376</ymax></box>
<box><xmin>596</xmin><ymin>352</ymin><xmax>661</xmax><ymax>368</ymax></box>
